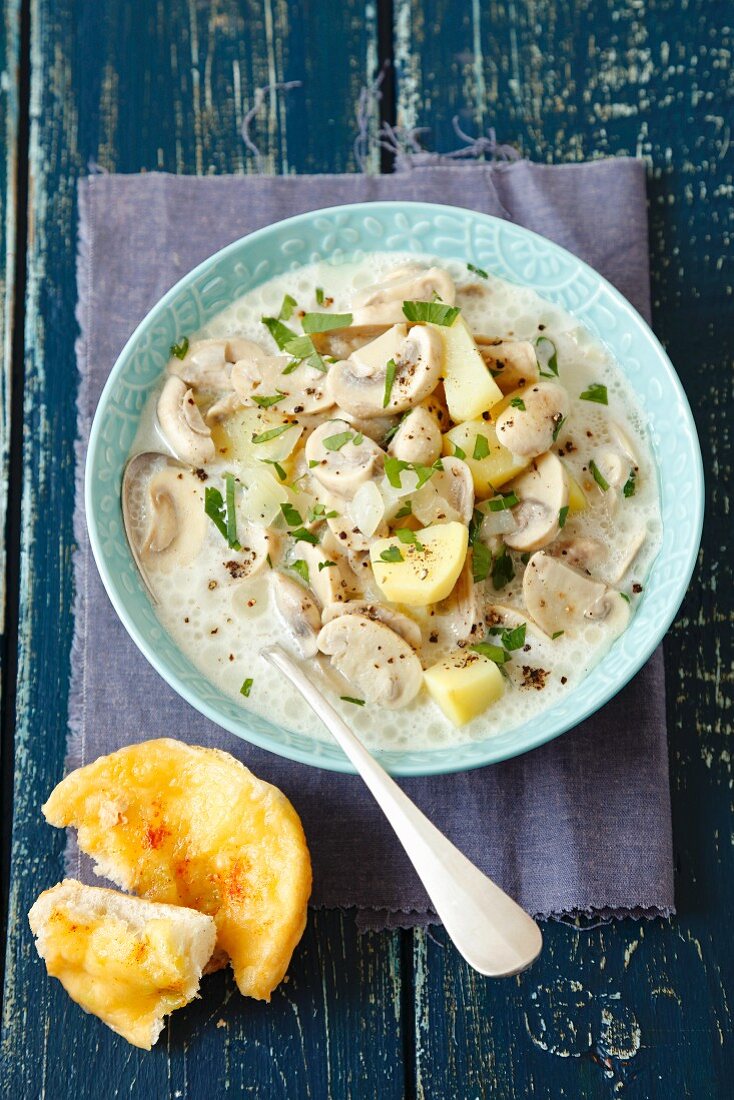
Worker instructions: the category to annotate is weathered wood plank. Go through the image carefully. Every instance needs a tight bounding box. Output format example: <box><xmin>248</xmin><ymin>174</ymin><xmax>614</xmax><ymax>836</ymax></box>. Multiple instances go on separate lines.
<box><xmin>394</xmin><ymin>0</ymin><xmax>734</xmax><ymax>1095</ymax></box>
<box><xmin>0</xmin><ymin>0</ymin><xmax>19</xmax><ymax>689</ymax></box>
<box><xmin>0</xmin><ymin>2</ymin><xmax>403</xmax><ymax>1096</ymax></box>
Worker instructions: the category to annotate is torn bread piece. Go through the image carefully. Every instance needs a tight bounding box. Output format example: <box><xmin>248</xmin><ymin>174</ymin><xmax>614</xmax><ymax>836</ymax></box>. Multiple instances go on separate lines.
<box><xmin>42</xmin><ymin>739</ymin><xmax>312</xmax><ymax>1002</ymax></box>
<box><xmin>28</xmin><ymin>879</ymin><xmax>216</xmax><ymax>1049</ymax></box>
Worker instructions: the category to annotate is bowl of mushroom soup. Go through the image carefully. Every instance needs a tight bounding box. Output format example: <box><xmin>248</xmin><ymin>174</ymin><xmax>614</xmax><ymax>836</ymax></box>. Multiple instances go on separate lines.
<box><xmin>86</xmin><ymin>202</ymin><xmax>704</xmax><ymax>775</ymax></box>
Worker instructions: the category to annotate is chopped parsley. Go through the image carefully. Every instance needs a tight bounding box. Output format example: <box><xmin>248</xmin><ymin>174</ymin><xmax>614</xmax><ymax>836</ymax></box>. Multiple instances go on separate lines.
<box><xmin>384</xmin><ymin>456</ymin><xmax>442</xmax><ymax>490</ymax></box>
<box><xmin>309</xmin><ymin>503</ymin><xmax>339</xmax><ymax>521</ymax></box>
<box><xmin>379</xmin><ymin>546</ymin><xmax>404</xmax><ymax>563</ymax></box>
<box><xmin>383</xmin><ymin>359</ymin><xmax>398</xmax><ymax>408</ymax></box>
<box><xmin>470</xmin><ymin>641</ymin><xmax>510</xmax><ymax>664</ymax></box>
<box><xmin>473</xmin><ymin>434</ymin><xmax>490</xmax><ymax>460</ymax></box>
<box><xmin>315</xmin><ymin>287</ymin><xmax>325</xmax><ymax>305</ymax></box>
<box><xmin>291</xmin><ymin>527</ymin><xmax>319</xmax><ymax>545</ymax></box>
<box><xmin>501</xmin><ymin>623</ymin><xmax>526</xmax><ymax>651</ymax></box>
<box><xmin>472</xmin><ymin>541</ymin><xmax>492</xmax><ymax>583</ymax></box>
<box><xmin>252</xmin><ymin>424</ymin><xmax>289</xmax><ymax>445</ymax></box>
<box><xmin>468</xmin><ymin>507</ymin><xmax>484</xmax><ymax>546</ymax></box>
<box><xmin>282</xmin><ymin>333</ymin><xmax>327</xmax><ymax>373</ymax></box>
<box><xmin>558</xmin><ymin>505</ymin><xmax>569</xmax><ymax>529</ymax></box>
<box><xmin>551</xmin><ymin>630</ymin><xmax>565</xmax><ymax>639</ymax></box>
<box><xmin>509</xmin><ymin>397</ymin><xmax>526</xmax><ymax>411</ymax></box>
<box><xmin>278</xmin><ymin>294</ymin><xmax>297</xmax><ymax>321</ymax></box>
<box><xmin>623</xmin><ymin>469</ymin><xmax>637</xmax><ymax>498</ymax></box>
<box><xmin>452</xmin><ymin>442</ymin><xmax>467</xmax><ymax>460</ymax></box>
<box><xmin>318</xmin><ymin>560</ymin><xmax>337</xmax><ymax>571</ymax></box>
<box><xmin>552</xmin><ymin>414</ymin><xmax>566</xmax><ymax>443</ymax></box>
<box><xmin>301</xmin><ymin>312</ymin><xmax>353</xmax><ymax>334</ymax></box>
<box><xmin>620</xmin><ymin>592</ymin><xmax>631</xmax><ymax>603</ymax></box>
<box><xmin>589</xmin><ymin>459</ymin><xmax>610</xmax><ymax>492</ymax></box>
<box><xmin>488</xmin><ymin>491</ymin><xmax>519</xmax><ymax>512</ymax></box>
<box><xmin>467</xmin><ymin>262</ymin><xmax>489</xmax><ymax>279</ymax></box>
<box><xmin>341</xmin><ymin>696</ymin><xmax>365</xmax><ymax>706</ymax></box>
<box><xmin>395</xmin><ymin>528</ymin><xmax>424</xmax><ymax>551</ymax></box>
<box><xmin>169</xmin><ymin>336</ymin><xmax>189</xmax><ymax>360</ymax></box>
<box><xmin>225</xmin><ymin>473</ymin><xmax>239</xmax><ymax>548</ymax></box>
<box><xmin>281</xmin><ymin>359</ymin><xmax>302</xmax><ymax>375</ymax></box>
<box><xmin>308</xmin><ymin>459</ymin><xmax>320</xmax><ymax>469</ymax></box>
<box><xmin>323</xmin><ymin>430</ymin><xmax>357</xmax><ymax>451</ymax></box>
<box><xmin>252</xmin><ymin>391</ymin><xmax>286</xmax><ymax>408</ymax></box>
<box><xmin>395</xmin><ymin>501</ymin><xmax>413</xmax><ymax>519</ymax></box>
<box><xmin>491</xmin><ymin>547</ymin><xmax>515</xmax><ymax>591</ymax></box>
<box><xmin>261</xmin><ymin>458</ymin><xmax>287</xmax><ymax>481</ymax></box>
<box><xmin>290</xmin><ymin>560</ymin><xmax>309</xmax><ymax>584</ymax></box>
<box><xmin>579</xmin><ymin>382</ymin><xmax>608</xmax><ymax>405</ymax></box>
<box><xmin>280</xmin><ymin>502</ymin><xmax>304</xmax><ymax>527</ymax></box>
<box><xmin>240</xmin><ymin>677</ymin><xmax>254</xmax><ymax>698</ymax></box>
<box><xmin>384</xmin><ymin>411</ymin><xmax>409</xmax><ymax>446</ymax></box>
<box><xmin>262</xmin><ymin>315</ymin><xmax>297</xmax><ymax>350</ymax></box>
<box><xmin>535</xmin><ymin>335</ymin><xmax>559</xmax><ymax>378</ymax></box>
<box><xmin>402</xmin><ymin>300</ymin><xmax>461</xmax><ymax>326</ymax></box>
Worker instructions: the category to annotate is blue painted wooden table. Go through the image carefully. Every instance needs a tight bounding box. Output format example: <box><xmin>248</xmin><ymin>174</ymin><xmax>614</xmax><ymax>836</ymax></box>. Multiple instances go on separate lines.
<box><xmin>1</xmin><ymin>1</ymin><xmax>732</xmax><ymax>1095</ymax></box>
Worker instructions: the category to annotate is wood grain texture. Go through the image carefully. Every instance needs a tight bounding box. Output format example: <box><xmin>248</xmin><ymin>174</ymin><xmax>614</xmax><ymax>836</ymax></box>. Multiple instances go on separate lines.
<box><xmin>0</xmin><ymin>0</ymin><xmax>19</xmax><ymax>686</ymax></box>
<box><xmin>0</xmin><ymin>2</ymin><xmax>403</xmax><ymax>1097</ymax></box>
<box><xmin>394</xmin><ymin>0</ymin><xmax>734</xmax><ymax>1095</ymax></box>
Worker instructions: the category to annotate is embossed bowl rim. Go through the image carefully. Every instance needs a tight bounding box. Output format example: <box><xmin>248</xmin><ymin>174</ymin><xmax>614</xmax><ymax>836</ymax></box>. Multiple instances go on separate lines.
<box><xmin>86</xmin><ymin>201</ymin><xmax>704</xmax><ymax>775</ymax></box>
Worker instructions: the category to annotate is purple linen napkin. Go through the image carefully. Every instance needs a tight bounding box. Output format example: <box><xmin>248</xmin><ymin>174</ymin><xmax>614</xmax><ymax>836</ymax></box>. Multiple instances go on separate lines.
<box><xmin>69</xmin><ymin>160</ymin><xmax>674</xmax><ymax>928</ymax></box>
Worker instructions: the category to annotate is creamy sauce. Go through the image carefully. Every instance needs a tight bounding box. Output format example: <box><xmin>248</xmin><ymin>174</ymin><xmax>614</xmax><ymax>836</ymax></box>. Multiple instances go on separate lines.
<box><xmin>128</xmin><ymin>253</ymin><xmax>662</xmax><ymax>752</ymax></box>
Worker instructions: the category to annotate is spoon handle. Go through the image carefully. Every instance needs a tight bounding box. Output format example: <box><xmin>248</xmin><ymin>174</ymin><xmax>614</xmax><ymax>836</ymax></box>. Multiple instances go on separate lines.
<box><xmin>261</xmin><ymin>645</ymin><xmax>542</xmax><ymax>978</ymax></box>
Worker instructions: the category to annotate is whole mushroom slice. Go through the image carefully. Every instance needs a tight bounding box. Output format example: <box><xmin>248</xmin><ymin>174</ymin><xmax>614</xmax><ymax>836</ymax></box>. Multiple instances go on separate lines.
<box><xmin>317</xmin><ymin>614</ymin><xmax>423</xmax><ymax>709</ymax></box>
<box><xmin>305</xmin><ymin>419</ymin><xmax>385</xmax><ymax>498</ymax></box>
<box><xmin>475</xmin><ymin>338</ymin><xmax>539</xmax><ymax>394</ymax></box>
<box><xmin>350</xmin><ymin>265</ymin><xmax>456</xmax><ymax>326</ymax></box>
<box><xmin>328</xmin><ymin>324</ymin><xmax>443</xmax><ymax>419</ymax></box>
<box><xmin>523</xmin><ymin>551</ymin><xmax>630</xmax><ymax>638</ymax></box>
<box><xmin>311</xmin><ymin>324</ymin><xmax>391</xmax><ymax>360</ymax></box>
<box><xmin>495</xmin><ymin>382</ymin><xmax>570</xmax><ymax>458</ymax></box>
<box><xmin>122</xmin><ymin>455</ymin><xmax>207</xmax><ymax>598</ymax></box>
<box><xmin>503</xmin><ymin>453</ymin><xmax>569</xmax><ymax>553</ymax></box>
<box><xmin>157</xmin><ymin>376</ymin><xmax>216</xmax><ymax>465</ymax></box>
<box><xmin>388</xmin><ymin>406</ymin><xmax>442</xmax><ymax>466</ymax></box>
<box><xmin>230</xmin><ymin>353</ymin><xmax>333</xmax><ymax>416</ymax></box>
<box><xmin>321</xmin><ymin>600</ymin><xmax>422</xmax><ymax>649</ymax></box>
<box><xmin>219</xmin><ymin>523</ymin><xmax>279</xmax><ymax>584</ymax></box>
<box><xmin>271</xmin><ymin>572</ymin><xmax>321</xmax><ymax>658</ymax></box>
<box><xmin>168</xmin><ymin>338</ymin><xmax>266</xmax><ymax>392</ymax></box>
<box><xmin>296</xmin><ymin>541</ymin><xmax>355</xmax><ymax>609</ymax></box>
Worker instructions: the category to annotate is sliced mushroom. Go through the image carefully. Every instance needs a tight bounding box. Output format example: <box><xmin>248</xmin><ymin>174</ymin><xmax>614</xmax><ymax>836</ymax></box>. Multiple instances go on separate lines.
<box><xmin>230</xmin><ymin>353</ymin><xmax>333</xmax><ymax>416</ymax></box>
<box><xmin>219</xmin><ymin>522</ymin><xmax>279</xmax><ymax>584</ymax></box>
<box><xmin>503</xmin><ymin>453</ymin><xmax>569</xmax><ymax>553</ymax></box>
<box><xmin>168</xmin><ymin>338</ymin><xmax>265</xmax><ymax>392</ymax></box>
<box><xmin>328</xmin><ymin>324</ymin><xmax>443</xmax><ymax>419</ymax></box>
<box><xmin>122</xmin><ymin>454</ymin><xmax>206</xmax><ymax>599</ymax></box>
<box><xmin>602</xmin><ymin>526</ymin><xmax>647</xmax><ymax>584</ymax></box>
<box><xmin>593</xmin><ymin>447</ymin><xmax>628</xmax><ymax>491</ymax></box>
<box><xmin>339</xmin><ymin>409</ymin><xmax>401</xmax><ymax>445</ymax></box>
<box><xmin>296</xmin><ymin>541</ymin><xmax>354</xmax><ymax>608</ymax></box>
<box><xmin>350</xmin><ymin>265</ymin><xmax>456</xmax><ymax>326</ymax></box>
<box><xmin>523</xmin><ymin>551</ymin><xmax>630</xmax><ymax>637</ymax></box>
<box><xmin>475</xmin><ymin>338</ymin><xmax>539</xmax><ymax>394</ymax></box>
<box><xmin>412</xmin><ymin>456</ymin><xmax>475</xmax><ymax>527</ymax></box>
<box><xmin>205</xmin><ymin>391</ymin><xmax>245</xmax><ymax>424</ymax></box>
<box><xmin>610</xmin><ymin>421</ymin><xmax>639</xmax><ymax>466</ymax></box>
<box><xmin>317</xmin><ymin>614</ymin><xmax>423</xmax><ymax>709</ymax></box>
<box><xmin>157</xmin><ymin>376</ymin><xmax>216</xmax><ymax>465</ymax></box>
<box><xmin>311</xmin><ymin>324</ymin><xmax>391</xmax><ymax>360</ymax></box>
<box><xmin>388</xmin><ymin>406</ymin><xmax>442</xmax><ymax>466</ymax></box>
<box><xmin>321</xmin><ymin>600</ymin><xmax>422</xmax><ymax>649</ymax></box>
<box><xmin>430</xmin><ymin>557</ymin><xmax>479</xmax><ymax>646</ymax></box>
<box><xmin>271</xmin><ymin>572</ymin><xmax>321</xmax><ymax>658</ymax></box>
<box><xmin>495</xmin><ymin>382</ymin><xmax>570</xmax><ymax>458</ymax></box>
<box><xmin>552</xmin><ymin>536</ymin><xmax>605</xmax><ymax>573</ymax></box>
<box><xmin>304</xmin><ymin>418</ymin><xmax>384</xmax><ymax>498</ymax></box>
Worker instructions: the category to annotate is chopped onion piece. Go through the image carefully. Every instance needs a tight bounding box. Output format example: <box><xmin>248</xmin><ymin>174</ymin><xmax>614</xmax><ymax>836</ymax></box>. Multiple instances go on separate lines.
<box><xmin>269</xmin><ymin>424</ymin><xmax>303</xmax><ymax>461</ymax></box>
<box><xmin>239</xmin><ymin>466</ymin><xmax>289</xmax><ymax>526</ymax></box>
<box><xmin>349</xmin><ymin>480</ymin><xmax>386</xmax><ymax>537</ymax></box>
<box><xmin>481</xmin><ymin>509</ymin><xmax>517</xmax><ymax>537</ymax></box>
<box><xmin>412</xmin><ymin>482</ymin><xmax>462</xmax><ymax>526</ymax></box>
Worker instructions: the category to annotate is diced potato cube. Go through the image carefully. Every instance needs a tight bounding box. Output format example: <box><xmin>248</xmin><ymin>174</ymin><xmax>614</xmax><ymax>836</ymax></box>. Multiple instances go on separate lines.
<box><xmin>566</xmin><ymin>468</ymin><xmax>587</xmax><ymax>513</ymax></box>
<box><xmin>443</xmin><ymin>419</ymin><xmax>530</xmax><ymax>498</ymax></box>
<box><xmin>423</xmin><ymin>651</ymin><xmax>505</xmax><ymax>726</ymax></box>
<box><xmin>434</xmin><ymin>316</ymin><xmax>503</xmax><ymax>422</ymax></box>
<box><xmin>370</xmin><ymin>521</ymin><xmax>468</xmax><ymax>606</ymax></box>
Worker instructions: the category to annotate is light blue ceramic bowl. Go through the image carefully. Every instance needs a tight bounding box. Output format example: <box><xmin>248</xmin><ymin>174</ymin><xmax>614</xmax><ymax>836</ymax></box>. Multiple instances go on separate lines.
<box><xmin>86</xmin><ymin>201</ymin><xmax>704</xmax><ymax>776</ymax></box>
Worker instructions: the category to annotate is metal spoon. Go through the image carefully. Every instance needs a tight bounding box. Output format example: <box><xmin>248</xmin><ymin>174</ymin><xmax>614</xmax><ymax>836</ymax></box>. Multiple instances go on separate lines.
<box><xmin>121</xmin><ymin>450</ymin><xmax>182</xmax><ymax>605</ymax></box>
<box><xmin>261</xmin><ymin>644</ymin><xmax>542</xmax><ymax>978</ymax></box>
